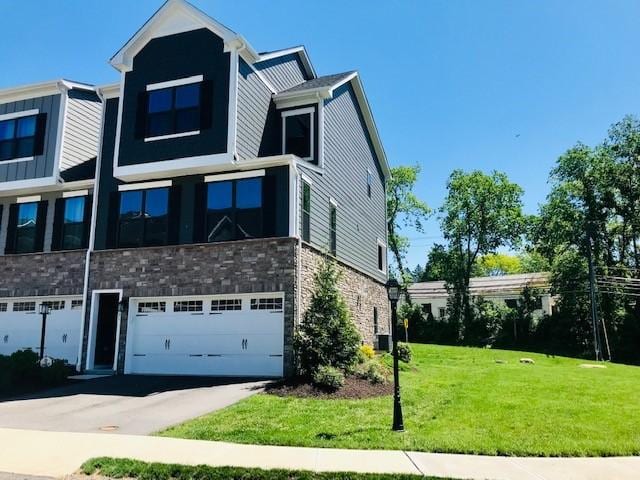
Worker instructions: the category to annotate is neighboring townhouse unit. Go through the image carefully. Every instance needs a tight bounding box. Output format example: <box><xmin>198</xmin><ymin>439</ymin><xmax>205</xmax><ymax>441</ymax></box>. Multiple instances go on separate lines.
<box><xmin>0</xmin><ymin>80</ymin><xmax>101</xmax><ymax>366</ymax></box>
<box><xmin>408</xmin><ymin>273</ymin><xmax>556</xmax><ymax>320</ymax></box>
<box><xmin>0</xmin><ymin>0</ymin><xmax>390</xmax><ymax>378</ymax></box>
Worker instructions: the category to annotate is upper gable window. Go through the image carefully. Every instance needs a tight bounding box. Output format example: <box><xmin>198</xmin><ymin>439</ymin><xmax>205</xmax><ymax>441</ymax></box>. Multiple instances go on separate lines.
<box><xmin>282</xmin><ymin>108</ymin><xmax>314</xmax><ymax>161</ymax></box>
<box><xmin>0</xmin><ymin>111</ymin><xmax>44</xmax><ymax>162</ymax></box>
<box><xmin>144</xmin><ymin>76</ymin><xmax>203</xmax><ymax>141</ymax></box>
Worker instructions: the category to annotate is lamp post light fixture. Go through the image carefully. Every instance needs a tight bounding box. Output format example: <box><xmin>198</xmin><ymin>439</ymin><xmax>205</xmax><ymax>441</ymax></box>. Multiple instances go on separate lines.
<box><xmin>386</xmin><ymin>278</ymin><xmax>405</xmax><ymax>432</ymax></box>
<box><xmin>38</xmin><ymin>303</ymin><xmax>51</xmax><ymax>361</ymax></box>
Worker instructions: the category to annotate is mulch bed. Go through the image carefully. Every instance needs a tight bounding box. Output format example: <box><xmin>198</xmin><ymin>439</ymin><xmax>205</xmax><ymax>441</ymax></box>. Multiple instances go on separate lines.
<box><xmin>265</xmin><ymin>375</ymin><xmax>393</xmax><ymax>399</ymax></box>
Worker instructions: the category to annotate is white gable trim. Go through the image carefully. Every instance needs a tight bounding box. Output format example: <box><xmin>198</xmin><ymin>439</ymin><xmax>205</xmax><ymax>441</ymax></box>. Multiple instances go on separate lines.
<box><xmin>110</xmin><ymin>0</ymin><xmax>259</xmax><ymax>73</ymax></box>
<box><xmin>257</xmin><ymin>46</ymin><xmax>317</xmax><ymax>79</ymax></box>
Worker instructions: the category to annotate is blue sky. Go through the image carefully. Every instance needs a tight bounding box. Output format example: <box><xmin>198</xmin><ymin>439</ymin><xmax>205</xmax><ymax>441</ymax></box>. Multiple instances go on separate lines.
<box><xmin>3</xmin><ymin>0</ymin><xmax>640</xmax><ymax>268</ymax></box>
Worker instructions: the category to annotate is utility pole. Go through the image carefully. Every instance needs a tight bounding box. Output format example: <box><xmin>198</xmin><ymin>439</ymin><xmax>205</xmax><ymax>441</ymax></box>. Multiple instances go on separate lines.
<box><xmin>586</xmin><ymin>232</ymin><xmax>603</xmax><ymax>362</ymax></box>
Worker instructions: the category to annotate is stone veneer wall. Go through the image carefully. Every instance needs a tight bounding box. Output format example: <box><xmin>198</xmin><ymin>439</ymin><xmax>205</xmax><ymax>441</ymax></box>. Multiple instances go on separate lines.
<box><xmin>0</xmin><ymin>250</ymin><xmax>87</xmax><ymax>297</ymax></box>
<box><xmin>83</xmin><ymin>238</ymin><xmax>298</xmax><ymax>374</ymax></box>
<box><xmin>299</xmin><ymin>244</ymin><xmax>390</xmax><ymax>347</ymax></box>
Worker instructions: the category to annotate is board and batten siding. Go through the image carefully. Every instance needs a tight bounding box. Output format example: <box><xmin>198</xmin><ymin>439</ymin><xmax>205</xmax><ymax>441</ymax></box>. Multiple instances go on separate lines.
<box><xmin>0</xmin><ymin>94</ymin><xmax>61</xmax><ymax>182</ymax></box>
<box><xmin>60</xmin><ymin>89</ymin><xmax>101</xmax><ymax>171</ymax></box>
<box><xmin>236</xmin><ymin>59</ymin><xmax>273</xmax><ymax>160</ymax></box>
<box><xmin>255</xmin><ymin>53</ymin><xmax>308</xmax><ymax>92</ymax></box>
<box><xmin>299</xmin><ymin>83</ymin><xmax>387</xmax><ymax>282</ymax></box>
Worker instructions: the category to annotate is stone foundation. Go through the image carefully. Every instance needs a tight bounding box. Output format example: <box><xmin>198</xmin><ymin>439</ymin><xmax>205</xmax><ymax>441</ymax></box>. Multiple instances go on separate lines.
<box><xmin>83</xmin><ymin>238</ymin><xmax>298</xmax><ymax>374</ymax></box>
<box><xmin>299</xmin><ymin>244</ymin><xmax>390</xmax><ymax>347</ymax></box>
<box><xmin>0</xmin><ymin>250</ymin><xmax>87</xmax><ymax>298</ymax></box>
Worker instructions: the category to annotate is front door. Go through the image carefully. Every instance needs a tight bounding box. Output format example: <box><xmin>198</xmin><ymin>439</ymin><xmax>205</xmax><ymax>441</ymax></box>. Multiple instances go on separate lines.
<box><xmin>94</xmin><ymin>293</ymin><xmax>119</xmax><ymax>368</ymax></box>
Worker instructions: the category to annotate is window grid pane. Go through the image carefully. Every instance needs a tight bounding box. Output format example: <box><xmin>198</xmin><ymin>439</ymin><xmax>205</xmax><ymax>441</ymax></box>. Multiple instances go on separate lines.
<box><xmin>250</xmin><ymin>297</ymin><xmax>283</xmax><ymax>311</ymax></box>
<box><xmin>146</xmin><ymin>83</ymin><xmax>202</xmax><ymax>137</ymax></box>
<box><xmin>211</xmin><ymin>299</ymin><xmax>242</xmax><ymax>311</ymax></box>
<box><xmin>0</xmin><ymin>303</ymin><xmax>7</xmax><ymax>312</ymax></box>
<box><xmin>0</xmin><ymin>115</ymin><xmax>39</xmax><ymax>161</ymax></box>
<box><xmin>71</xmin><ymin>300</ymin><xmax>83</xmax><ymax>310</ymax></box>
<box><xmin>13</xmin><ymin>301</ymin><xmax>35</xmax><ymax>312</ymax></box>
<box><xmin>173</xmin><ymin>300</ymin><xmax>203</xmax><ymax>312</ymax></box>
<box><xmin>138</xmin><ymin>301</ymin><xmax>166</xmax><ymax>313</ymax></box>
<box><xmin>42</xmin><ymin>300</ymin><xmax>65</xmax><ymax>311</ymax></box>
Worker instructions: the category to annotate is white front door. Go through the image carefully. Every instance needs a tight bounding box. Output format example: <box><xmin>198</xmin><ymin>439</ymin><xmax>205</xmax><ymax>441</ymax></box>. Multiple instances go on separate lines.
<box><xmin>0</xmin><ymin>297</ymin><xmax>83</xmax><ymax>364</ymax></box>
<box><xmin>126</xmin><ymin>294</ymin><xmax>284</xmax><ymax>377</ymax></box>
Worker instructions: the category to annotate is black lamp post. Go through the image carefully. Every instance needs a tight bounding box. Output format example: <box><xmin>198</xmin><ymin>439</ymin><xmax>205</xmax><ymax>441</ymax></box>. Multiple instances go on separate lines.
<box><xmin>38</xmin><ymin>303</ymin><xmax>51</xmax><ymax>361</ymax></box>
<box><xmin>386</xmin><ymin>278</ymin><xmax>404</xmax><ymax>432</ymax></box>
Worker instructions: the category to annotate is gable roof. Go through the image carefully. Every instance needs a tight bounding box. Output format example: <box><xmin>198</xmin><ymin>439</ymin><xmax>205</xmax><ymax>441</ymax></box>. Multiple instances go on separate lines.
<box><xmin>110</xmin><ymin>0</ymin><xmax>259</xmax><ymax>72</ymax></box>
<box><xmin>257</xmin><ymin>46</ymin><xmax>316</xmax><ymax>80</ymax></box>
<box><xmin>277</xmin><ymin>72</ymin><xmax>356</xmax><ymax>95</ymax></box>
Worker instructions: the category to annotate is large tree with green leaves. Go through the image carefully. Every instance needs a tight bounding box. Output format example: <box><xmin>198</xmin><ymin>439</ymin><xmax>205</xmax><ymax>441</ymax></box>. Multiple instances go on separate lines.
<box><xmin>386</xmin><ymin>165</ymin><xmax>431</xmax><ymax>290</ymax></box>
<box><xmin>439</xmin><ymin>170</ymin><xmax>526</xmax><ymax>340</ymax></box>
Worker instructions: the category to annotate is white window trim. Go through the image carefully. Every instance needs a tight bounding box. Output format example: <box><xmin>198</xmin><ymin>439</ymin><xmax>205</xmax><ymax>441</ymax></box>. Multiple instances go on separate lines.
<box><xmin>204</xmin><ymin>169</ymin><xmax>265</xmax><ymax>183</ymax></box>
<box><xmin>377</xmin><ymin>239</ymin><xmax>387</xmax><ymax>272</ymax></box>
<box><xmin>62</xmin><ymin>189</ymin><xmax>89</xmax><ymax>198</ymax></box>
<box><xmin>16</xmin><ymin>195</ymin><xmax>41</xmax><ymax>204</ymax></box>
<box><xmin>144</xmin><ymin>130</ymin><xmax>200</xmax><ymax>142</ymax></box>
<box><xmin>146</xmin><ymin>75</ymin><xmax>203</xmax><ymax>91</ymax></box>
<box><xmin>0</xmin><ymin>109</ymin><xmax>39</xmax><ymax>122</ymax></box>
<box><xmin>281</xmin><ymin>107</ymin><xmax>315</xmax><ymax>162</ymax></box>
<box><xmin>0</xmin><ymin>156</ymin><xmax>35</xmax><ymax>165</ymax></box>
<box><xmin>118</xmin><ymin>180</ymin><xmax>172</xmax><ymax>192</ymax></box>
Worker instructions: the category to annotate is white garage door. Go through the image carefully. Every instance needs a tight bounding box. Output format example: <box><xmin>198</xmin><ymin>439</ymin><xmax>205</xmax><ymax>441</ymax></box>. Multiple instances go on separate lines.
<box><xmin>0</xmin><ymin>297</ymin><xmax>83</xmax><ymax>364</ymax></box>
<box><xmin>126</xmin><ymin>294</ymin><xmax>284</xmax><ymax>377</ymax></box>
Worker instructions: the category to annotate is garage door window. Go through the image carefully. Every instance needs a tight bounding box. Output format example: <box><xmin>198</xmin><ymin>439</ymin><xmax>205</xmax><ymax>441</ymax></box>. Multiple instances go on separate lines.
<box><xmin>41</xmin><ymin>300</ymin><xmax>65</xmax><ymax>310</ymax></box>
<box><xmin>174</xmin><ymin>300</ymin><xmax>203</xmax><ymax>312</ymax></box>
<box><xmin>206</xmin><ymin>178</ymin><xmax>263</xmax><ymax>242</ymax></box>
<box><xmin>13</xmin><ymin>301</ymin><xmax>35</xmax><ymax>312</ymax></box>
<box><xmin>250</xmin><ymin>298</ymin><xmax>283</xmax><ymax>311</ymax></box>
<box><xmin>71</xmin><ymin>300</ymin><xmax>83</xmax><ymax>310</ymax></box>
<box><xmin>0</xmin><ymin>303</ymin><xmax>7</xmax><ymax>312</ymax></box>
<box><xmin>211</xmin><ymin>299</ymin><xmax>241</xmax><ymax>311</ymax></box>
<box><xmin>138</xmin><ymin>301</ymin><xmax>166</xmax><ymax>313</ymax></box>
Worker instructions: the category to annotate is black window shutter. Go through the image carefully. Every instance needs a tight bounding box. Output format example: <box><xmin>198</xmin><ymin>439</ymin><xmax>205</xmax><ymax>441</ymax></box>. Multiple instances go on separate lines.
<box><xmin>200</xmin><ymin>80</ymin><xmax>214</xmax><ymax>130</ymax></box>
<box><xmin>82</xmin><ymin>195</ymin><xmax>93</xmax><ymax>248</ymax></box>
<box><xmin>51</xmin><ymin>197</ymin><xmax>65</xmax><ymax>251</ymax></box>
<box><xmin>34</xmin><ymin>113</ymin><xmax>47</xmax><ymax>156</ymax></box>
<box><xmin>4</xmin><ymin>204</ymin><xmax>18</xmax><ymax>254</ymax></box>
<box><xmin>262</xmin><ymin>175</ymin><xmax>277</xmax><ymax>237</ymax></box>
<box><xmin>106</xmin><ymin>192</ymin><xmax>120</xmax><ymax>248</ymax></box>
<box><xmin>34</xmin><ymin>200</ymin><xmax>48</xmax><ymax>252</ymax></box>
<box><xmin>134</xmin><ymin>91</ymin><xmax>149</xmax><ymax>139</ymax></box>
<box><xmin>193</xmin><ymin>182</ymin><xmax>206</xmax><ymax>244</ymax></box>
<box><xmin>168</xmin><ymin>185</ymin><xmax>181</xmax><ymax>245</ymax></box>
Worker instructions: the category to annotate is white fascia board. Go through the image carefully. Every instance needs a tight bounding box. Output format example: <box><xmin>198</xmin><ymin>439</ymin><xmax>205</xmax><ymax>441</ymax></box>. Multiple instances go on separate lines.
<box><xmin>109</xmin><ymin>0</ymin><xmax>255</xmax><ymax>72</ymax></box>
<box><xmin>204</xmin><ymin>169</ymin><xmax>265</xmax><ymax>183</ymax></box>
<box><xmin>98</xmin><ymin>83</ymin><xmax>120</xmax><ymax>99</ymax></box>
<box><xmin>119</xmin><ymin>180</ymin><xmax>173</xmax><ymax>191</ymax></box>
<box><xmin>62</xmin><ymin>189</ymin><xmax>90</xmax><ymax>198</ymax></box>
<box><xmin>0</xmin><ymin>176</ymin><xmax>60</xmax><ymax>197</ymax></box>
<box><xmin>113</xmin><ymin>152</ymin><xmax>234</xmax><ymax>182</ymax></box>
<box><xmin>0</xmin><ymin>81</ymin><xmax>63</xmax><ymax>104</ymax></box>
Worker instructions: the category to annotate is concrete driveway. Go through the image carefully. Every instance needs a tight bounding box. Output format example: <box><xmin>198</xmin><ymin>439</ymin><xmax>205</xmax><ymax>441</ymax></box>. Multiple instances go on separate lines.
<box><xmin>0</xmin><ymin>375</ymin><xmax>267</xmax><ymax>435</ymax></box>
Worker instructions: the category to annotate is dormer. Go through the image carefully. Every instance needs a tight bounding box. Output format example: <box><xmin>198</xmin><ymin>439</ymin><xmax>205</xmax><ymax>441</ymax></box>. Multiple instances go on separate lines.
<box><xmin>109</xmin><ymin>0</ymin><xmax>260</xmax><ymax>182</ymax></box>
<box><xmin>0</xmin><ymin>80</ymin><xmax>100</xmax><ymax>196</ymax></box>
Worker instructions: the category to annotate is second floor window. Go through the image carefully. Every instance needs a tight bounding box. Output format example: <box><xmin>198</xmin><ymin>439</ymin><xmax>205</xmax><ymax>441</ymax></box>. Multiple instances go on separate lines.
<box><xmin>118</xmin><ymin>188</ymin><xmax>169</xmax><ymax>248</ymax></box>
<box><xmin>6</xmin><ymin>201</ymin><xmax>47</xmax><ymax>254</ymax></box>
<box><xmin>146</xmin><ymin>83</ymin><xmax>201</xmax><ymax>138</ymax></box>
<box><xmin>302</xmin><ymin>181</ymin><xmax>311</xmax><ymax>243</ymax></box>
<box><xmin>282</xmin><ymin>108</ymin><xmax>314</xmax><ymax>161</ymax></box>
<box><xmin>0</xmin><ymin>114</ymin><xmax>43</xmax><ymax>162</ymax></box>
<box><xmin>52</xmin><ymin>196</ymin><xmax>90</xmax><ymax>251</ymax></box>
<box><xmin>206</xmin><ymin>178</ymin><xmax>263</xmax><ymax>243</ymax></box>
<box><xmin>329</xmin><ymin>203</ymin><xmax>337</xmax><ymax>256</ymax></box>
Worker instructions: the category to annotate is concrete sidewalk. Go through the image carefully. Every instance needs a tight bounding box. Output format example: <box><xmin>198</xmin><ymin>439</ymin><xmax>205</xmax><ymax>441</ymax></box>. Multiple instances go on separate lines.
<box><xmin>0</xmin><ymin>428</ymin><xmax>638</xmax><ymax>480</ymax></box>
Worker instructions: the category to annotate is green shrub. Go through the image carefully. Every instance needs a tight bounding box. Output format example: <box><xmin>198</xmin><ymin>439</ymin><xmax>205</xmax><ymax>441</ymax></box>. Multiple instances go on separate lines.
<box><xmin>364</xmin><ymin>361</ymin><xmax>387</xmax><ymax>384</ymax></box>
<box><xmin>9</xmin><ymin>349</ymin><xmax>40</xmax><ymax>386</ymax></box>
<box><xmin>395</xmin><ymin>343</ymin><xmax>412</xmax><ymax>363</ymax></box>
<box><xmin>40</xmin><ymin>359</ymin><xmax>69</xmax><ymax>387</ymax></box>
<box><xmin>312</xmin><ymin>365</ymin><xmax>345</xmax><ymax>391</ymax></box>
<box><xmin>294</xmin><ymin>257</ymin><xmax>361</xmax><ymax>377</ymax></box>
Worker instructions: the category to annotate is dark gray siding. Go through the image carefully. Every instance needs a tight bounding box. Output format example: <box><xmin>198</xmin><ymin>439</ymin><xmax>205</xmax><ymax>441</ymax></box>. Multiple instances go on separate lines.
<box><xmin>255</xmin><ymin>53</ymin><xmax>308</xmax><ymax>92</ymax></box>
<box><xmin>117</xmin><ymin>28</ymin><xmax>230</xmax><ymax>167</ymax></box>
<box><xmin>236</xmin><ymin>59</ymin><xmax>279</xmax><ymax>160</ymax></box>
<box><xmin>61</xmin><ymin>89</ymin><xmax>101</xmax><ymax>171</ymax></box>
<box><xmin>299</xmin><ymin>83</ymin><xmax>387</xmax><ymax>282</ymax></box>
<box><xmin>0</xmin><ymin>94</ymin><xmax>61</xmax><ymax>182</ymax></box>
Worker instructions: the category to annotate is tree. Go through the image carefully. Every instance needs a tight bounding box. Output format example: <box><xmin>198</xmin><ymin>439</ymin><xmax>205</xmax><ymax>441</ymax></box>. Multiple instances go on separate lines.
<box><xmin>475</xmin><ymin>253</ymin><xmax>522</xmax><ymax>276</ymax></box>
<box><xmin>387</xmin><ymin>165</ymin><xmax>431</xmax><ymax>290</ymax></box>
<box><xmin>294</xmin><ymin>256</ymin><xmax>361</xmax><ymax>376</ymax></box>
<box><xmin>421</xmin><ymin>244</ymin><xmax>452</xmax><ymax>281</ymax></box>
<box><xmin>439</xmin><ymin>170</ymin><xmax>526</xmax><ymax>340</ymax></box>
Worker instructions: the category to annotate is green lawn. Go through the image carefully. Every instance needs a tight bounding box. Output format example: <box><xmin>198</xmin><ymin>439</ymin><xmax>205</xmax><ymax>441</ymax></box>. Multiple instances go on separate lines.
<box><xmin>161</xmin><ymin>344</ymin><xmax>640</xmax><ymax>457</ymax></box>
<box><xmin>80</xmin><ymin>458</ymin><xmax>437</xmax><ymax>480</ymax></box>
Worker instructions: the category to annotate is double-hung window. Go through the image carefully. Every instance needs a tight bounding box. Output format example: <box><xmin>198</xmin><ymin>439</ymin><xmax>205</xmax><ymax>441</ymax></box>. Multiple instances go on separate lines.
<box><xmin>206</xmin><ymin>177</ymin><xmax>263</xmax><ymax>242</ymax></box>
<box><xmin>146</xmin><ymin>82</ymin><xmax>201</xmax><ymax>139</ymax></box>
<box><xmin>329</xmin><ymin>202</ymin><xmax>337</xmax><ymax>256</ymax></box>
<box><xmin>6</xmin><ymin>200</ymin><xmax>47</xmax><ymax>254</ymax></box>
<box><xmin>0</xmin><ymin>114</ymin><xmax>39</xmax><ymax>162</ymax></box>
<box><xmin>53</xmin><ymin>196</ymin><xmax>89</xmax><ymax>251</ymax></box>
<box><xmin>118</xmin><ymin>188</ymin><xmax>169</xmax><ymax>248</ymax></box>
<box><xmin>377</xmin><ymin>241</ymin><xmax>386</xmax><ymax>272</ymax></box>
<box><xmin>302</xmin><ymin>181</ymin><xmax>311</xmax><ymax>243</ymax></box>
<box><xmin>282</xmin><ymin>108</ymin><xmax>314</xmax><ymax>161</ymax></box>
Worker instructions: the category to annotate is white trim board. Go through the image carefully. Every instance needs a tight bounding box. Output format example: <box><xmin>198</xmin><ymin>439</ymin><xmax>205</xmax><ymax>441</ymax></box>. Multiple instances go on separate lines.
<box><xmin>0</xmin><ymin>109</ymin><xmax>39</xmax><ymax>122</ymax></box>
<box><xmin>204</xmin><ymin>169</ymin><xmax>265</xmax><ymax>183</ymax></box>
<box><xmin>146</xmin><ymin>74</ymin><xmax>203</xmax><ymax>91</ymax></box>
<box><xmin>281</xmin><ymin>107</ymin><xmax>315</xmax><ymax>162</ymax></box>
<box><xmin>113</xmin><ymin>152</ymin><xmax>233</xmax><ymax>182</ymax></box>
<box><xmin>118</xmin><ymin>180</ymin><xmax>173</xmax><ymax>191</ymax></box>
<box><xmin>85</xmin><ymin>289</ymin><xmax>123</xmax><ymax>372</ymax></box>
<box><xmin>144</xmin><ymin>130</ymin><xmax>200</xmax><ymax>142</ymax></box>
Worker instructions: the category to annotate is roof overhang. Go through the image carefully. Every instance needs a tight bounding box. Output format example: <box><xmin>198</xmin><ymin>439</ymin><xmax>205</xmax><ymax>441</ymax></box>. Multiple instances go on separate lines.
<box><xmin>109</xmin><ymin>0</ymin><xmax>259</xmax><ymax>73</ymax></box>
<box><xmin>273</xmin><ymin>73</ymin><xmax>390</xmax><ymax>180</ymax></box>
<box><xmin>0</xmin><ymin>79</ymin><xmax>95</xmax><ymax>104</ymax></box>
<box><xmin>258</xmin><ymin>46</ymin><xmax>317</xmax><ymax>79</ymax></box>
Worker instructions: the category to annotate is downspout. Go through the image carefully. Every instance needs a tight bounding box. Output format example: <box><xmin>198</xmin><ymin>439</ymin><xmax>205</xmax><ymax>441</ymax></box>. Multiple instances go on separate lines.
<box><xmin>75</xmin><ymin>89</ymin><xmax>106</xmax><ymax>372</ymax></box>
